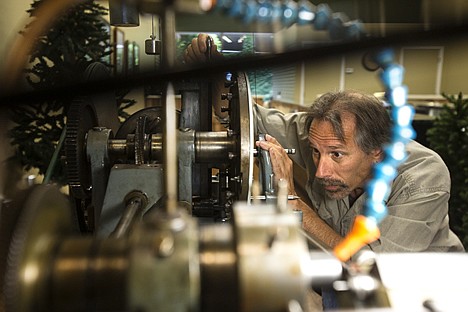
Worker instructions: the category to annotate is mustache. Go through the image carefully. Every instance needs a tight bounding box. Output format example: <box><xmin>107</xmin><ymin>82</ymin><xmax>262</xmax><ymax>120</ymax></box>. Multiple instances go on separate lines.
<box><xmin>316</xmin><ymin>178</ymin><xmax>347</xmax><ymax>188</ymax></box>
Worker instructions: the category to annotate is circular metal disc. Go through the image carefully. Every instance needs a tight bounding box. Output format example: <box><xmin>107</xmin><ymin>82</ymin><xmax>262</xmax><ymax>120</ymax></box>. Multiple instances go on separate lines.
<box><xmin>229</xmin><ymin>72</ymin><xmax>254</xmax><ymax>202</ymax></box>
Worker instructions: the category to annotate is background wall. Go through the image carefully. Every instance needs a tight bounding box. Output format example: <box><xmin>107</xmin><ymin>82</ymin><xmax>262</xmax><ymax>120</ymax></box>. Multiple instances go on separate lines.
<box><xmin>0</xmin><ymin>0</ymin><xmax>31</xmax><ymax>197</ymax></box>
<box><xmin>270</xmin><ymin>24</ymin><xmax>468</xmax><ymax>106</ymax></box>
<box><xmin>0</xmin><ymin>0</ymin><xmax>30</xmax><ymax>76</ymax></box>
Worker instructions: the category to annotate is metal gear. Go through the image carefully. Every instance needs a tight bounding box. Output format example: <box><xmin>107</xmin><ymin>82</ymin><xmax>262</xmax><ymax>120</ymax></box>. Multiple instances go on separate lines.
<box><xmin>64</xmin><ymin>97</ymin><xmax>103</xmax><ymax>233</ymax></box>
<box><xmin>64</xmin><ymin>97</ymin><xmax>98</xmax><ymax>200</ymax></box>
<box><xmin>115</xmin><ymin>106</ymin><xmax>164</xmax><ymax>139</ymax></box>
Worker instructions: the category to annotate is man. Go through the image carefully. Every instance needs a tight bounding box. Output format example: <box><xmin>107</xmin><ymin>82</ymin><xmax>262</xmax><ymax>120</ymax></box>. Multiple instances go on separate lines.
<box><xmin>185</xmin><ymin>34</ymin><xmax>464</xmax><ymax>254</ymax></box>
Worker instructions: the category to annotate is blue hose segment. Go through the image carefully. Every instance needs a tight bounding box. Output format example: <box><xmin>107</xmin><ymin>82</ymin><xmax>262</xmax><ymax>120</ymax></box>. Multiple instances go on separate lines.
<box><xmin>364</xmin><ymin>48</ymin><xmax>415</xmax><ymax>223</ymax></box>
<box><xmin>297</xmin><ymin>0</ymin><xmax>315</xmax><ymax>25</ymax></box>
<box><xmin>256</xmin><ymin>0</ymin><xmax>274</xmax><ymax>23</ymax></box>
<box><xmin>242</xmin><ymin>0</ymin><xmax>258</xmax><ymax>23</ymax></box>
<box><xmin>313</xmin><ymin>3</ymin><xmax>331</xmax><ymax>30</ymax></box>
<box><xmin>281</xmin><ymin>0</ymin><xmax>298</xmax><ymax>27</ymax></box>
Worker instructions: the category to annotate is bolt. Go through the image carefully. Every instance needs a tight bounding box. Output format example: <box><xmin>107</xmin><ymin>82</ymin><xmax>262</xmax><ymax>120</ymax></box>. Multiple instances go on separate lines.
<box><xmin>227</xmin><ymin>130</ymin><xmax>236</xmax><ymax>137</ymax></box>
<box><xmin>230</xmin><ymin>175</ymin><xmax>242</xmax><ymax>183</ymax></box>
<box><xmin>221</xmin><ymin>93</ymin><xmax>233</xmax><ymax>100</ymax></box>
<box><xmin>154</xmin><ymin>233</ymin><xmax>175</xmax><ymax>258</ymax></box>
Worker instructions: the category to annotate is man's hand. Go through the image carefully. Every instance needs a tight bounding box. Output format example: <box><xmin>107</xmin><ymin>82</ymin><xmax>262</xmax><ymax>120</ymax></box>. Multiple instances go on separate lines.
<box><xmin>255</xmin><ymin>134</ymin><xmax>296</xmax><ymax>196</ymax></box>
<box><xmin>184</xmin><ymin>33</ymin><xmax>223</xmax><ymax>64</ymax></box>
<box><xmin>255</xmin><ymin>134</ymin><xmax>343</xmax><ymax>249</ymax></box>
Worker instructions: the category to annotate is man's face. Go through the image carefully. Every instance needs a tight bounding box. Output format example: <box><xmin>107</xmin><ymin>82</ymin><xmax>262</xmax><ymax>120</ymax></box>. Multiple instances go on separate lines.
<box><xmin>308</xmin><ymin>114</ymin><xmax>381</xmax><ymax>200</ymax></box>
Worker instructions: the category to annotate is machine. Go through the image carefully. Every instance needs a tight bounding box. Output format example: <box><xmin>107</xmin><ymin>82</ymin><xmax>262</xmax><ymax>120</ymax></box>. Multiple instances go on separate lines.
<box><xmin>64</xmin><ymin>71</ymin><xmax>254</xmax><ymax>234</ymax></box>
<box><xmin>1</xmin><ymin>1</ymin><xmax>468</xmax><ymax>311</ymax></box>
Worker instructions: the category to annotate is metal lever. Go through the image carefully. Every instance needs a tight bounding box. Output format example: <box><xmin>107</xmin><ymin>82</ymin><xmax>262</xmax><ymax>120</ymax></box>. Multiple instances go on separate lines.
<box><xmin>257</xmin><ymin>133</ymin><xmax>275</xmax><ymax>203</ymax></box>
<box><xmin>205</xmin><ymin>36</ymin><xmax>213</xmax><ymax>61</ymax></box>
<box><xmin>251</xmin><ymin>195</ymin><xmax>300</xmax><ymax>200</ymax></box>
<box><xmin>256</xmin><ymin>134</ymin><xmax>297</xmax><ymax>203</ymax></box>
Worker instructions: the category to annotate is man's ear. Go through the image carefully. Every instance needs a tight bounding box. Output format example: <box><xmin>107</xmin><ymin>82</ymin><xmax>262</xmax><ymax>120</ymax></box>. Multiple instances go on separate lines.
<box><xmin>371</xmin><ymin>148</ymin><xmax>384</xmax><ymax>163</ymax></box>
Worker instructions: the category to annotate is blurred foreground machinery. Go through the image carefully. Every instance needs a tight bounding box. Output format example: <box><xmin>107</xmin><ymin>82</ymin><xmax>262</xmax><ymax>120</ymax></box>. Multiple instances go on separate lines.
<box><xmin>1</xmin><ymin>184</ymin><xmax>321</xmax><ymax>312</ymax></box>
<box><xmin>3</xmin><ymin>184</ymin><xmax>468</xmax><ymax>312</ymax></box>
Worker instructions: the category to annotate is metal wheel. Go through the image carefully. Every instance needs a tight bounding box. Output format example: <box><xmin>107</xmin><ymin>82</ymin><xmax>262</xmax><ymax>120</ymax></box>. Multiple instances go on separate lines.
<box><xmin>227</xmin><ymin>72</ymin><xmax>254</xmax><ymax>203</ymax></box>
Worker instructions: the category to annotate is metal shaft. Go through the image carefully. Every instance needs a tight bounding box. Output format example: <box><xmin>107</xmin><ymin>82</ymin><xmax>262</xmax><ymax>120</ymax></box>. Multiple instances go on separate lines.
<box><xmin>107</xmin><ymin>132</ymin><xmax>236</xmax><ymax>164</ymax></box>
<box><xmin>164</xmin><ymin>82</ymin><xmax>178</xmax><ymax>214</ymax></box>
<box><xmin>110</xmin><ymin>192</ymin><xmax>148</xmax><ymax>239</ymax></box>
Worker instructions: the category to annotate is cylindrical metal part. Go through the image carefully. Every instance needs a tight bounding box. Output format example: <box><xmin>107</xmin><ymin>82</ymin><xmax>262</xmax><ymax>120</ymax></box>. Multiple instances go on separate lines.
<box><xmin>51</xmin><ymin>238</ymin><xmax>129</xmax><ymax>311</ymax></box>
<box><xmin>138</xmin><ymin>0</ymin><xmax>209</xmax><ymax>15</ymax></box>
<box><xmin>199</xmin><ymin>224</ymin><xmax>238</xmax><ymax>312</ymax></box>
<box><xmin>108</xmin><ymin>139</ymin><xmax>128</xmax><ymax>157</ymax></box>
<box><xmin>129</xmin><ymin>210</ymin><xmax>200</xmax><ymax>312</ymax></box>
<box><xmin>307</xmin><ymin>251</ymin><xmax>343</xmax><ymax>288</ymax></box>
<box><xmin>234</xmin><ymin>203</ymin><xmax>312</xmax><ymax>312</ymax></box>
<box><xmin>108</xmin><ymin>131</ymin><xmax>235</xmax><ymax>165</ymax></box>
<box><xmin>109</xmin><ymin>0</ymin><xmax>140</xmax><ymax>26</ymax></box>
<box><xmin>150</xmin><ymin>133</ymin><xmax>163</xmax><ymax>161</ymax></box>
<box><xmin>161</xmin><ymin>6</ymin><xmax>176</xmax><ymax>69</ymax></box>
<box><xmin>108</xmin><ymin>134</ymin><xmax>163</xmax><ymax>162</ymax></box>
<box><xmin>110</xmin><ymin>192</ymin><xmax>149</xmax><ymax>239</ymax></box>
<box><xmin>195</xmin><ymin>132</ymin><xmax>236</xmax><ymax>163</ymax></box>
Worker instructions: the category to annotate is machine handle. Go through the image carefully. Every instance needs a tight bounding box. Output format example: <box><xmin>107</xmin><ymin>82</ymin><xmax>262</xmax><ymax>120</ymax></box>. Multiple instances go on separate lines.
<box><xmin>205</xmin><ymin>36</ymin><xmax>213</xmax><ymax>61</ymax></box>
<box><xmin>257</xmin><ymin>134</ymin><xmax>275</xmax><ymax>202</ymax></box>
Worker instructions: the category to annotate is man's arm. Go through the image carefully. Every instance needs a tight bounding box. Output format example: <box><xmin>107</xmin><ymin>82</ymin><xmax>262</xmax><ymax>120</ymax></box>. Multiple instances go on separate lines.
<box><xmin>184</xmin><ymin>33</ymin><xmax>227</xmax><ymax>120</ymax></box>
<box><xmin>292</xmin><ymin>199</ymin><xmax>343</xmax><ymax>249</ymax></box>
<box><xmin>256</xmin><ymin>134</ymin><xmax>343</xmax><ymax>249</ymax></box>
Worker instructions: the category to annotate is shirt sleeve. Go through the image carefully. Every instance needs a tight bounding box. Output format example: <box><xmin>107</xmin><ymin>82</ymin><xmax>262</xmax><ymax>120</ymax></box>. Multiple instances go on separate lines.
<box><xmin>253</xmin><ymin>104</ymin><xmax>311</xmax><ymax>169</ymax></box>
<box><xmin>367</xmin><ymin>190</ymin><xmax>453</xmax><ymax>252</ymax></box>
<box><xmin>363</xmin><ymin>142</ymin><xmax>463</xmax><ymax>252</ymax></box>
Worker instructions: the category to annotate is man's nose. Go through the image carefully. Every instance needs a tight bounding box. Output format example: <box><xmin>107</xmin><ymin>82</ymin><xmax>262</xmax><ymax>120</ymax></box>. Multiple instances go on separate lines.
<box><xmin>315</xmin><ymin>157</ymin><xmax>333</xmax><ymax>179</ymax></box>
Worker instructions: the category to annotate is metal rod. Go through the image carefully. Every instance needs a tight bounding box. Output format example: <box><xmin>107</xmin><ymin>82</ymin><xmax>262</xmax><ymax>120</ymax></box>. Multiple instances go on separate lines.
<box><xmin>250</xmin><ymin>195</ymin><xmax>301</xmax><ymax>200</ymax></box>
<box><xmin>161</xmin><ymin>5</ymin><xmax>176</xmax><ymax>69</ymax></box>
<box><xmin>110</xmin><ymin>192</ymin><xmax>148</xmax><ymax>238</ymax></box>
<box><xmin>43</xmin><ymin>124</ymin><xmax>67</xmax><ymax>184</ymax></box>
<box><xmin>164</xmin><ymin>82</ymin><xmax>178</xmax><ymax>214</ymax></box>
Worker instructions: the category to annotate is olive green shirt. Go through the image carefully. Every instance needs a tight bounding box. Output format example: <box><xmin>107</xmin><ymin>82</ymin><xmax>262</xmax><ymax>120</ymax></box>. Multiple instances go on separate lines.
<box><xmin>254</xmin><ymin>104</ymin><xmax>464</xmax><ymax>252</ymax></box>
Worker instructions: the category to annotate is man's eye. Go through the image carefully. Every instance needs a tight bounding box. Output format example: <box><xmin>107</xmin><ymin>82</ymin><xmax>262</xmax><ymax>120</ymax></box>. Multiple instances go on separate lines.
<box><xmin>311</xmin><ymin>148</ymin><xmax>319</xmax><ymax>155</ymax></box>
<box><xmin>331</xmin><ymin>151</ymin><xmax>343</xmax><ymax>158</ymax></box>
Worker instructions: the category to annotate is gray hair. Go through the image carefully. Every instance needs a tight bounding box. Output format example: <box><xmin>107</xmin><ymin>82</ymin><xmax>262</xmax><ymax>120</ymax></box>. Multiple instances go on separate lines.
<box><xmin>305</xmin><ymin>90</ymin><xmax>392</xmax><ymax>154</ymax></box>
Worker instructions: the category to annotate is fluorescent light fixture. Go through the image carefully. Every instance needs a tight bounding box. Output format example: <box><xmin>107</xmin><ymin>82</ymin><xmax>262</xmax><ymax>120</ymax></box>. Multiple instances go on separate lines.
<box><xmin>222</xmin><ymin>35</ymin><xmax>232</xmax><ymax>43</ymax></box>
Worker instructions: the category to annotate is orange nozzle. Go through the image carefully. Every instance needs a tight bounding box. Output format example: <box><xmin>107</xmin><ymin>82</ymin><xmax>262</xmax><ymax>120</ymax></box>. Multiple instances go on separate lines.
<box><xmin>334</xmin><ymin>215</ymin><xmax>380</xmax><ymax>262</ymax></box>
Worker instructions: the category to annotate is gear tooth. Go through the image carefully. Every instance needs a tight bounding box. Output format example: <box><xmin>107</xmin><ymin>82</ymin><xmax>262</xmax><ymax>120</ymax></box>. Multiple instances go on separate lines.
<box><xmin>64</xmin><ymin>97</ymin><xmax>97</xmax><ymax>199</ymax></box>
